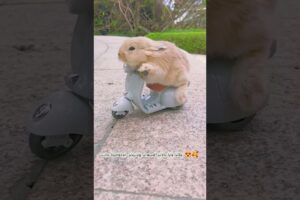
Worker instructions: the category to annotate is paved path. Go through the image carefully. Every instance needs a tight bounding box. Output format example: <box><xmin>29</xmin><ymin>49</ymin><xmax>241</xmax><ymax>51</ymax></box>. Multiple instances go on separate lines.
<box><xmin>94</xmin><ymin>36</ymin><xmax>206</xmax><ymax>200</ymax></box>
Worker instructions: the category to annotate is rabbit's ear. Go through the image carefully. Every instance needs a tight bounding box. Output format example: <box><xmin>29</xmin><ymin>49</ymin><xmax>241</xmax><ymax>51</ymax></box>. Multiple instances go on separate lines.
<box><xmin>144</xmin><ymin>44</ymin><xmax>167</xmax><ymax>56</ymax></box>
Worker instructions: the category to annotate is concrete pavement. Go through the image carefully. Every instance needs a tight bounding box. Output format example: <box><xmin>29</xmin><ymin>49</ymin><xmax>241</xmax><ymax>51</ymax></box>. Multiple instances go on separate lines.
<box><xmin>94</xmin><ymin>36</ymin><xmax>206</xmax><ymax>200</ymax></box>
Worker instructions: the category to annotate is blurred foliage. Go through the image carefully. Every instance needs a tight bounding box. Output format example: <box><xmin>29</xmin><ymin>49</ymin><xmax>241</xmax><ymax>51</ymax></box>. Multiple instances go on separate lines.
<box><xmin>146</xmin><ymin>29</ymin><xmax>206</xmax><ymax>54</ymax></box>
<box><xmin>94</xmin><ymin>0</ymin><xmax>206</xmax><ymax>36</ymax></box>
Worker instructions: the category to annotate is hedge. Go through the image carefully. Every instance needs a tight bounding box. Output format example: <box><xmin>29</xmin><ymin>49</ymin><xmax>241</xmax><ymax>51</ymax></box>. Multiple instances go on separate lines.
<box><xmin>146</xmin><ymin>30</ymin><xmax>206</xmax><ymax>54</ymax></box>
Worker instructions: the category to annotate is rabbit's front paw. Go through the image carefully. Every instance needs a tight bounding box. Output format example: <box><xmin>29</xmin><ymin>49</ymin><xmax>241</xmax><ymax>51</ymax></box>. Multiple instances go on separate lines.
<box><xmin>137</xmin><ymin>63</ymin><xmax>156</xmax><ymax>77</ymax></box>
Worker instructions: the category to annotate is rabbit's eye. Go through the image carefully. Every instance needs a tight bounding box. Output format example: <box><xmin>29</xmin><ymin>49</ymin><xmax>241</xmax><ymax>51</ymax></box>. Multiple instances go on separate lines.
<box><xmin>128</xmin><ymin>46</ymin><xmax>135</xmax><ymax>51</ymax></box>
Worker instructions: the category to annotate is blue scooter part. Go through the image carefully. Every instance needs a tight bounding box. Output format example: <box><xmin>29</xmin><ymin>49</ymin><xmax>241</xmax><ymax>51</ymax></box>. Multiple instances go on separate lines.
<box><xmin>27</xmin><ymin>90</ymin><xmax>92</xmax><ymax>136</ymax></box>
<box><xmin>26</xmin><ymin>0</ymin><xmax>93</xmax><ymax>159</ymax></box>
<box><xmin>112</xmin><ymin>67</ymin><xmax>182</xmax><ymax>119</ymax></box>
<box><xmin>26</xmin><ymin>90</ymin><xmax>92</xmax><ymax>160</ymax></box>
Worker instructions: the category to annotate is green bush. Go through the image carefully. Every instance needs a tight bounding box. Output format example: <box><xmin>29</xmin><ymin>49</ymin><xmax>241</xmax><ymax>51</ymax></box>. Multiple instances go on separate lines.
<box><xmin>146</xmin><ymin>30</ymin><xmax>206</xmax><ymax>54</ymax></box>
<box><xmin>161</xmin><ymin>28</ymin><xmax>205</xmax><ymax>33</ymax></box>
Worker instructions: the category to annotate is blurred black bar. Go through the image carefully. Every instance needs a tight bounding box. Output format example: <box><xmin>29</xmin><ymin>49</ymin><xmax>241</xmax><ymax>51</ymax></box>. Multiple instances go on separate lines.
<box><xmin>207</xmin><ymin>0</ymin><xmax>299</xmax><ymax>199</ymax></box>
<box><xmin>0</xmin><ymin>0</ymin><xmax>93</xmax><ymax>199</ymax></box>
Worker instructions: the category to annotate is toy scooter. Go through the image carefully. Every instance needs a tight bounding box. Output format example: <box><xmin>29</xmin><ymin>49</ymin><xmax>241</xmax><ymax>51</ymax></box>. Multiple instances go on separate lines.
<box><xmin>112</xmin><ymin>65</ymin><xmax>182</xmax><ymax>119</ymax></box>
<box><xmin>26</xmin><ymin>0</ymin><xmax>93</xmax><ymax>160</ymax></box>
<box><xmin>207</xmin><ymin>40</ymin><xmax>277</xmax><ymax>131</ymax></box>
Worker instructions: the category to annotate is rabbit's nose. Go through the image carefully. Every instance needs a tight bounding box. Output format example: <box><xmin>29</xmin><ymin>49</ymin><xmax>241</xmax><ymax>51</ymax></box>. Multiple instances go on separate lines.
<box><xmin>118</xmin><ymin>52</ymin><xmax>125</xmax><ymax>59</ymax></box>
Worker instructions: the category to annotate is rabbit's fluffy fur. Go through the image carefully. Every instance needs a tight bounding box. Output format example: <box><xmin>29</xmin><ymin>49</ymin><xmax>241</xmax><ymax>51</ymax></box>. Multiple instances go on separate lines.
<box><xmin>208</xmin><ymin>0</ymin><xmax>276</xmax><ymax>113</ymax></box>
<box><xmin>118</xmin><ymin>37</ymin><xmax>190</xmax><ymax>105</ymax></box>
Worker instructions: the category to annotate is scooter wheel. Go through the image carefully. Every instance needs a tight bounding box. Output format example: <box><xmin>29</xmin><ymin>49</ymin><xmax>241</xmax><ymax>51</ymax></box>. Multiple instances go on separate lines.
<box><xmin>112</xmin><ymin>111</ymin><xmax>128</xmax><ymax>119</ymax></box>
<box><xmin>29</xmin><ymin>133</ymin><xmax>82</xmax><ymax>160</ymax></box>
<box><xmin>207</xmin><ymin>114</ymin><xmax>256</xmax><ymax>131</ymax></box>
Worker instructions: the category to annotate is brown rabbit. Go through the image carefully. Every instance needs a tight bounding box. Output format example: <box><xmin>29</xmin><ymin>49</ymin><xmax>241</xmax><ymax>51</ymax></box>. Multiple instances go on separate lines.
<box><xmin>118</xmin><ymin>37</ymin><xmax>190</xmax><ymax>105</ymax></box>
<box><xmin>208</xmin><ymin>0</ymin><xmax>277</xmax><ymax>113</ymax></box>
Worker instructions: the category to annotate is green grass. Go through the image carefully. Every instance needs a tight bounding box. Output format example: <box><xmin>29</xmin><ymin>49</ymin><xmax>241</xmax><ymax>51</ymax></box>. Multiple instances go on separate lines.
<box><xmin>146</xmin><ymin>30</ymin><xmax>206</xmax><ymax>54</ymax></box>
<box><xmin>162</xmin><ymin>28</ymin><xmax>205</xmax><ymax>33</ymax></box>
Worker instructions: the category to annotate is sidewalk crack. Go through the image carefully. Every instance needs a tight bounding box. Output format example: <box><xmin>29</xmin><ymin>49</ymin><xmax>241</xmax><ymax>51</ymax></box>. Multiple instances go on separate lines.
<box><xmin>94</xmin><ymin>119</ymin><xmax>117</xmax><ymax>158</ymax></box>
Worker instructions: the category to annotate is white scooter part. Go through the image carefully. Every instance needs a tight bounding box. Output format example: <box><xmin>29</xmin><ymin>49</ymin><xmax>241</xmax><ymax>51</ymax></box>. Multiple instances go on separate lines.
<box><xmin>112</xmin><ymin>65</ymin><xmax>182</xmax><ymax>119</ymax></box>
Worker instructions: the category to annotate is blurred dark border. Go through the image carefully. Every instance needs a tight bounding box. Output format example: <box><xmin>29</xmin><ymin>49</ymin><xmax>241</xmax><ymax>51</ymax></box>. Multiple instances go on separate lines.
<box><xmin>207</xmin><ymin>1</ymin><xmax>299</xmax><ymax>199</ymax></box>
<box><xmin>0</xmin><ymin>0</ymin><xmax>93</xmax><ymax>199</ymax></box>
